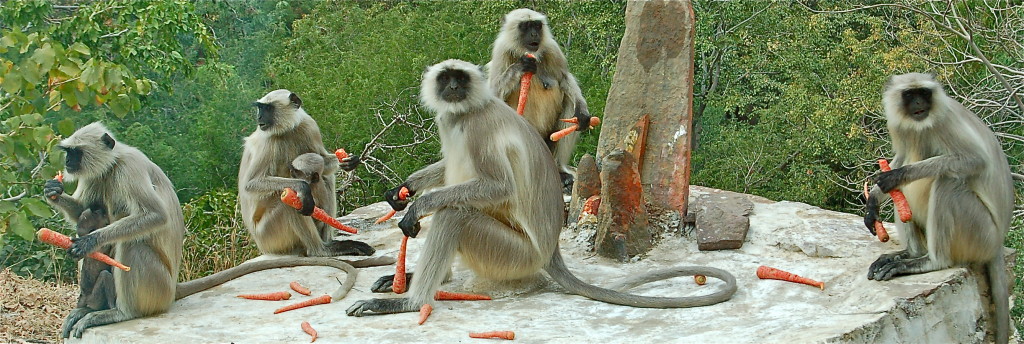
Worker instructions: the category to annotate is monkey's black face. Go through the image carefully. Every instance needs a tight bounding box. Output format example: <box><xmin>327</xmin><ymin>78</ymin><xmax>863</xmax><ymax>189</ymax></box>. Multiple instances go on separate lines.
<box><xmin>518</xmin><ymin>20</ymin><xmax>543</xmax><ymax>51</ymax></box>
<box><xmin>436</xmin><ymin>69</ymin><xmax>471</xmax><ymax>103</ymax></box>
<box><xmin>901</xmin><ymin>88</ymin><xmax>933</xmax><ymax>121</ymax></box>
<box><xmin>61</xmin><ymin>146</ymin><xmax>84</xmax><ymax>173</ymax></box>
<box><xmin>253</xmin><ymin>102</ymin><xmax>275</xmax><ymax>131</ymax></box>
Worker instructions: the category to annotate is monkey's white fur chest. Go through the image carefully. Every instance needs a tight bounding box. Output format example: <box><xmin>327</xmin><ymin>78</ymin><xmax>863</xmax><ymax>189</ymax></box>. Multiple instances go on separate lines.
<box><xmin>506</xmin><ymin>76</ymin><xmax>564</xmax><ymax>131</ymax></box>
<box><xmin>439</xmin><ymin>122</ymin><xmax>477</xmax><ymax>185</ymax></box>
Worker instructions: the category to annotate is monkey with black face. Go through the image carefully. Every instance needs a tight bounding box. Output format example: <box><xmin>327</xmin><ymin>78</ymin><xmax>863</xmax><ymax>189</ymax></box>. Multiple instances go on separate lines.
<box><xmin>346</xmin><ymin>60</ymin><xmax>736</xmax><ymax>317</ymax></box>
<box><xmin>487</xmin><ymin>8</ymin><xmax>594</xmax><ymax>189</ymax></box>
<box><xmin>865</xmin><ymin>73</ymin><xmax>1013</xmax><ymax>344</ymax></box>
<box><xmin>60</xmin><ymin>204</ymin><xmax>116</xmax><ymax>337</ymax></box>
<box><xmin>239</xmin><ymin>90</ymin><xmax>373</xmax><ymax>257</ymax></box>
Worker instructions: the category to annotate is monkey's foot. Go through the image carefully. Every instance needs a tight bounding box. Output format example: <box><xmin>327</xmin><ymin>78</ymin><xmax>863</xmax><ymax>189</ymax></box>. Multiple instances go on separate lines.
<box><xmin>61</xmin><ymin>308</ymin><xmax>94</xmax><ymax>338</ymax></box>
<box><xmin>869</xmin><ymin>251</ymin><xmax>933</xmax><ymax>281</ymax></box>
<box><xmin>370</xmin><ymin>273</ymin><xmax>414</xmax><ymax>293</ymax></box>
<box><xmin>346</xmin><ymin>298</ymin><xmax>418</xmax><ymax>316</ymax></box>
<box><xmin>328</xmin><ymin>240</ymin><xmax>375</xmax><ymax>256</ymax></box>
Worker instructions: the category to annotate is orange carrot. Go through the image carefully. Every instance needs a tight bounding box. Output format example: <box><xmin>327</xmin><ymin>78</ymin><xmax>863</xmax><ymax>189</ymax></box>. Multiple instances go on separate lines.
<box><xmin>37</xmin><ymin>228</ymin><xmax>130</xmax><ymax>272</ymax></box>
<box><xmin>878</xmin><ymin>159</ymin><xmax>912</xmax><ymax>223</ymax></box>
<box><xmin>393</xmin><ymin>235</ymin><xmax>409</xmax><ymax>294</ymax></box>
<box><xmin>375</xmin><ymin>187</ymin><xmax>411</xmax><ymax>224</ymax></box>
<box><xmin>577</xmin><ymin>195</ymin><xmax>602</xmax><ymax>221</ymax></box>
<box><xmin>301</xmin><ymin>321</ymin><xmax>318</xmax><ymax>342</ymax></box>
<box><xmin>238</xmin><ymin>291</ymin><xmax>291</xmax><ymax>301</ymax></box>
<box><xmin>290</xmin><ymin>281</ymin><xmax>312</xmax><ymax>296</ymax></box>
<box><xmin>50</xmin><ymin>172</ymin><xmax>64</xmax><ymax>200</ymax></box>
<box><xmin>694</xmin><ymin>275</ymin><xmax>707</xmax><ymax>285</ymax></box>
<box><xmin>274</xmin><ymin>294</ymin><xmax>331</xmax><ymax>314</ymax></box>
<box><xmin>281</xmin><ymin>188</ymin><xmax>358</xmax><ymax>234</ymax></box>
<box><xmin>863</xmin><ymin>181</ymin><xmax>890</xmax><ymax>242</ymax></box>
<box><xmin>550</xmin><ymin>117</ymin><xmax>601</xmax><ymax>142</ymax></box>
<box><xmin>469</xmin><ymin>331</ymin><xmax>515</xmax><ymax>340</ymax></box>
<box><xmin>516</xmin><ymin>53</ymin><xmax>535</xmax><ymax>116</ymax></box>
<box><xmin>434</xmin><ymin>290</ymin><xmax>492</xmax><ymax>301</ymax></box>
<box><xmin>756</xmin><ymin>265</ymin><xmax>824</xmax><ymax>290</ymax></box>
<box><xmin>418</xmin><ymin>303</ymin><xmax>432</xmax><ymax>325</ymax></box>
<box><xmin>334</xmin><ymin>148</ymin><xmax>348</xmax><ymax>161</ymax></box>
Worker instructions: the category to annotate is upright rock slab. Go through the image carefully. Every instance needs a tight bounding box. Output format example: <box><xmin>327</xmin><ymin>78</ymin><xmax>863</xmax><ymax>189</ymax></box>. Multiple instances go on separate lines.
<box><xmin>595</xmin><ymin>150</ymin><xmax>652</xmax><ymax>260</ymax></box>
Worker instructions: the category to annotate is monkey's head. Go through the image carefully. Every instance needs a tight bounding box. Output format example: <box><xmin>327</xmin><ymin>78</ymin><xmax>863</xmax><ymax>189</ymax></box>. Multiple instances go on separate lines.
<box><xmin>883</xmin><ymin>73</ymin><xmax>945</xmax><ymax>125</ymax></box>
<box><xmin>420</xmin><ymin>60</ymin><xmax>491</xmax><ymax>115</ymax></box>
<box><xmin>58</xmin><ymin>122</ymin><xmax>118</xmax><ymax>180</ymax></box>
<box><xmin>253</xmin><ymin>89</ymin><xmax>304</xmax><ymax>135</ymax></box>
<box><xmin>499</xmin><ymin>9</ymin><xmax>552</xmax><ymax>54</ymax></box>
<box><xmin>289</xmin><ymin>153</ymin><xmax>324</xmax><ymax>184</ymax></box>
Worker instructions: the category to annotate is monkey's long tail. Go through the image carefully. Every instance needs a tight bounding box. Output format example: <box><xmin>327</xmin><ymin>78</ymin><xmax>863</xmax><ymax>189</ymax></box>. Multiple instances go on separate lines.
<box><xmin>986</xmin><ymin>255</ymin><xmax>1010</xmax><ymax>344</ymax></box>
<box><xmin>175</xmin><ymin>256</ymin><xmax>395</xmax><ymax>301</ymax></box>
<box><xmin>544</xmin><ymin>250</ymin><xmax>737</xmax><ymax>308</ymax></box>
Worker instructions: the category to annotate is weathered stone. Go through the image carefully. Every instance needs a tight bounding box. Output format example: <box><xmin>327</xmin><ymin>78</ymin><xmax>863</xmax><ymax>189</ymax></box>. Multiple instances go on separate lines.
<box><xmin>595</xmin><ymin>149</ymin><xmax>652</xmax><ymax>261</ymax></box>
<box><xmin>568</xmin><ymin>154</ymin><xmax>600</xmax><ymax>224</ymax></box>
<box><xmin>596</xmin><ymin>0</ymin><xmax>696</xmax><ymax>216</ymax></box>
<box><xmin>693</xmin><ymin>189</ymin><xmax>754</xmax><ymax>250</ymax></box>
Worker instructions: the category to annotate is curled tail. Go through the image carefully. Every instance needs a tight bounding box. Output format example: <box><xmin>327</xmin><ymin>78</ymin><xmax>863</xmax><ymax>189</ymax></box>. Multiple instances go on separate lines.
<box><xmin>544</xmin><ymin>250</ymin><xmax>736</xmax><ymax>308</ymax></box>
<box><xmin>986</xmin><ymin>255</ymin><xmax>1010</xmax><ymax>344</ymax></box>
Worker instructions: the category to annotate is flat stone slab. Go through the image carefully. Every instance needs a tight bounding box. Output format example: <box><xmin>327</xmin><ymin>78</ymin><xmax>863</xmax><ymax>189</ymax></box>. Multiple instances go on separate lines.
<box><xmin>693</xmin><ymin>188</ymin><xmax>754</xmax><ymax>250</ymax></box>
<box><xmin>69</xmin><ymin>186</ymin><xmax>1017</xmax><ymax>343</ymax></box>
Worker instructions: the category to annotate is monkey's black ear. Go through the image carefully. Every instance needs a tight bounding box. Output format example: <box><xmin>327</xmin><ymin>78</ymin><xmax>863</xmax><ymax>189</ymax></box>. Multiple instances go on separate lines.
<box><xmin>101</xmin><ymin>133</ymin><xmax>115</xmax><ymax>150</ymax></box>
<box><xmin>310</xmin><ymin>172</ymin><xmax>320</xmax><ymax>184</ymax></box>
<box><xmin>289</xmin><ymin>93</ymin><xmax>302</xmax><ymax>108</ymax></box>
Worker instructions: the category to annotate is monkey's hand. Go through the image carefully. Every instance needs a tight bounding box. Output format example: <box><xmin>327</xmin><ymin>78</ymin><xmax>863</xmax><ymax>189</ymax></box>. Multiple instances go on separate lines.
<box><xmin>575</xmin><ymin>109</ymin><xmax>594</xmax><ymax>132</ymax></box>
<box><xmin>520</xmin><ymin>54</ymin><xmax>538</xmax><ymax>74</ymax></box>
<box><xmin>875</xmin><ymin>168</ymin><xmax>906</xmax><ymax>193</ymax></box>
<box><xmin>863</xmin><ymin>195</ymin><xmax>880</xmax><ymax>235</ymax></box>
<box><xmin>384</xmin><ymin>184</ymin><xmax>414</xmax><ymax>211</ymax></box>
<box><xmin>370</xmin><ymin>272</ymin><xmax>414</xmax><ymax>293</ymax></box>
<box><xmin>68</xmin><ymin>234</ymin><xmax>99</xmax><ymax>260</ymax></box>
<box><xmin>43</xmin><ymin>179</ymin><xmax>64</xmax><ymax>201</ymax></box>
<box><xmin>294</xmin><ymin>181</ymin><xmax>315</xmax><ymax>216</ymax></box>
<box><xmin>398</xmin><ymin>209</ymin><xmax>422</xmax><ymax>238</ymax></box>
<box><xmin>340</xmin><ymin>154</ymin><xmax>361</xmax><ymax>172</ymax></box>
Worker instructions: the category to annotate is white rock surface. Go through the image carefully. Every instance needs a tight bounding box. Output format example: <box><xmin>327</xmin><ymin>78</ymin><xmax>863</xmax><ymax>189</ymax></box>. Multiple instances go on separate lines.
<box><xmin>68</xmin><ymin>186</ymin><xmax>1016</xmax><ymax>344</ymax></box>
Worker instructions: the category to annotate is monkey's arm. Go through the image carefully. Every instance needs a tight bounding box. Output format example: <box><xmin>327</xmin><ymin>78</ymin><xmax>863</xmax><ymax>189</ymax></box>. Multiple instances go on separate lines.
<box><xmin>876</xmin><ymin>153</ymin><xmax>984</xmax><ymax>193</ymax></box>
<box><xmin>560</xmin><ymin>72</ymin><xmax>591</xmax><ymax>126</ymax></box>
<box><xmin>404</xmin><ymin>160</ymin><xmax>447</xmax><ymax>192</ymax></box>
<box><xmin>43</xmin><ymin>179</ymin><xmax>86</xmax><ymax>221</ymax></box>
<box><xmin>69</xmin><ymin>185</ymin><xmax>168</xmax><ymax>258</ymax></box>
<box><xmin>489</xmin><ymin>60</ymin><xmax>525</xmax><ymax>101</ymax></box>
<box><xmin>399</xmin><ymin>153</ymin><xmax>513</xmax><ymax>237</ymax></box>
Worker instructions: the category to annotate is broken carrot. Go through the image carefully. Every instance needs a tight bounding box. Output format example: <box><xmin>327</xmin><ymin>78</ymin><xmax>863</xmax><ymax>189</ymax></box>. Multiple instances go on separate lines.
<box><xmin>469</xmin><ymin>331</ymin><xmax>516</xmax><ymax>340</ymax></box>
<box><xmin>863</xmin><ymin>181</ymin><xmax>890</xmax><ymax>242</ymax></box>
<box><xmin>290</xmin><ymin>281</ymin><xmax>312</xmax><ymax>296</ymax></box>
<box><xmin>550</xmin><ymin>117</ymin><xmax>601</xmax><ymax>142</ymax></box>
<box><xmin>281</xmin><ymin>188</ymin><xmax>358</xmax><ymax>234</ymax></box>
<box><xmin>37</xmin><ymin>228</ymin><xmax>130</xmax><ymax>272</ymax></box>
<box><xmin>434</xmin><ymin>290</ymin><xmax>492</xmax><ymax>301</ymax></box>
<box><xmin>756</xmin><ymin>265</ymin><xmax>824</xmax><ymax>290</ymax></box>
<box><xmin>237</xmin><ymin>291</ymin><xmax>291</xmax><ymax>301</ymax></box>
<box><xmin>301</xmin><ymin>321</ymin><xmax>318</xmax><ymax>342</ymax></box>
<box><xmin>878</xmin><ymin>159</ymin><xmax>912</xmax><ymax>223</ymax></box>
<box><xmin>274</xmin><ymin>294</ymin><xmax>331</xmax><ymax>314</ymax></box>
<box><xmin>516</xmin><ymin>53</ymin><xmax>535</xmax><ymax>116</ymax></box>
<box><xmin>694</xmin><ymin>275</ymin><xmax>707</xmax><ymax>285</ymax></box>
<box><xmin>49</xmin><ymin>172</ymin><xmax>64</xmax><ymax>200</ymax></box>
<box><xmin>375</xmin><ymin>187</ymin><xmax>411</xmax><ymax>224</ymax></box>
<box><xmin>392</xmin><ymin>235</ymin><xmax>409</xmax><ymax>294</ymax></box>
<box><xmin>418</xmin><ymin>303</ymin><xmax>432</xmax><ymax>325</ymax></box>
<box><xmin>334</xmin><ymin>148</ymin><xmax>348</xmax><ymax>161</ymax></box>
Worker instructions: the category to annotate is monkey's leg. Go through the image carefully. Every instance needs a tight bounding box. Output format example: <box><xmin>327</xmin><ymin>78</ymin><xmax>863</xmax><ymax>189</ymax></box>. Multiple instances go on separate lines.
<box><xmin>326</xmin><ymin>239</ymin><xmax>375</xmax><ymax>256</ymax></box>
<box><xmin>868</xmin><ymin>221</ymin><xmax>927</xmax><ymax>280</ymax></box>
<box><xmin>69</xmin><ymin>308</ymin><xmax>133</xmax><ymax>338</ymax></box>
<box><xmin>61</xmin><ymin>308</ymin><xmax>95</xmax><ymax>338</ymax></box>
<box><xmin>84</xmin><ymin>269</ymin><xmax>115</xmax><ymax>310</ymax></box>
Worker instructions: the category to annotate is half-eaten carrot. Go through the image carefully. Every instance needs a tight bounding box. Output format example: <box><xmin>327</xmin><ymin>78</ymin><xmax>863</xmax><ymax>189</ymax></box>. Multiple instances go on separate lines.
<box><xmin>694</xmin><ymin>275</ymin><xmax>707</xmax><ymax>285</ymax></box>
<box><xmin>878</xmin><ymin>159</ymin><xmax>912</xmax><ymax>223</ymax></box>
<box><xmin>469</xmin><ymin>331</ymin><xmax>516</xmax><ymax>340</ymax></box>
<box><xmin>49</xmin><ymin>172</ymin><xmax>64</xmax><ymax>200</ymax></box>
<box><xmin>392</xmin><ymin>235</ymin><xmax>409</xmax><ymax>294</ymax></box>
<box><xmin>434</xmin><ymin>290</ymin><xmax>492</xmax><ymax>301</ymax></box>
<box><xmin>550</xmin><ymin>117</ymin><xmax>601</xmax><ymax>142</ymax></box>
<box><xmin>37</xmin><ymin>228</ymin><xmax>130</xmax><ymax>272</ymax></box>
<box><xmin>418</xmin><ymin>303</ymin><xmax>432</xmax><ymax>325</ymax></box>
<box><xmin>301</xmin><ymin>321</ymin><xmax>318</xmax><ymax>343</ymax></box>
<box><xmin>375</xmin><ymin>187</ymin><xmax>411</xmax><ymax>224</ymax></box>
<box><xmin>756</xmin><ymin>265</ymin><xmax>824</xmax><ymax>290</ymax></box>
<box><xmin>238</xmin><ymin>291</ymin><xmax>291</xmax><ymax>301</ymax></box>
<box><xmin>290</xmin><ymin>281</ymin><xmax>312</xmax><ymax>296</ymax></box>
<box><xmin>281</xmin><ymin>188</ymin><xmax>358</xmax><ymax>234</ymax></box>
<box><xmin>516</xmin><ymin>53</ymin><xmax>536</xmax><ymax>116</ymax></box>
<box><xmin>863</xmin><ymin>181</ymin><xmax>890</xmax><ymax>242</ymax></box>
<box><xmin>334</xmin><ymin>148</ymin><xmax>348</xmax><ymax>161</ymax></box>
<box><xmin>274</xmin><ymin>294</ymin><xmax>332</xmax><ymax>314</ymax></box>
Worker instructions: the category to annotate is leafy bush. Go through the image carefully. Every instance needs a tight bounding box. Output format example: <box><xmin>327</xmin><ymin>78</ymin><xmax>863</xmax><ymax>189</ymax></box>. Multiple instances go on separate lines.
<box><xmin>179</xmin><ymin>189</ymin><xmax>258</xmax><ymax>281</ymax></box>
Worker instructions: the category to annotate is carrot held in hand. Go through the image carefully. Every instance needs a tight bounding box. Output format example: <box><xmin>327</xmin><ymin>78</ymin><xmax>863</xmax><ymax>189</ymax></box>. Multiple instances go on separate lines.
<box><xmin>301</xmin><ymin>321</ymin><xmax>318</xmax><ymax>342</ymax></box>
<box><xmin>290</xmin><ymin>281</ymin><xmax>312</xmax><ymax>296</ymax></box>
<box><xmin>375</xmin><ymin>187</ymin><xmax>410</xmax><ymax>224</ymax></box>
<box><xmin>274</xmin><ymin>294</ymin><xmax>331</xmax><ymax>314</ymax></box>
<box><xmin>550</xmin><ymin>117</ymin><xmax>601</xmax><ymax>142</ymax></box>
<box><xmin>863</xmin><ymin>181</ymin><xmax>890</xmax><ymax>242</ymax></box>
<box><xmin>434</xmin><ymin>290</ymin><xmax>492</xmax><ymax>301</ymax></box>
<box><xmin>335</xmin><ymin>148</ymin><xmax>348</xmax><ymax>161</ymax></box>
<box><xmin>238</xmin><ymin>291</ymin><xmax>291</xmax><ymax>301</ymax></box>
<box><xmin>393</xmin><ymin>235</ymin><xmax>409</xmax><ymax>294</ymax></box>
<box><xmin>516</xmin><ymin>53</ymin><xmax>536</xmax><ymax>116</ymax></box>
<box><xmin>469</xmin><ymin>331</ymin><xmax>516</xmax><ymax>340</ymax></box>
<box><xmin>281</xmin><ymin>188</ymin><xmax>358</xmax><ymax>234</ymax></box>
<box><xmin>756</xmin><ymin>265</ymin><xmax>824</xmax><ymax>290</ymax></box>
<box><xmin>37</xmin><ymin>228</ymin><xmax>130</xmax><ymax>272</ymax></box>
<box><xmin>49</xmin><ymin>172</ymin><xmax>64</xmax><ymax>200</ymax></box>
<box><xmin>878</xmin><ymin>159</ymin><xmax>912</xmax><ymax>223</ymax></box>
<box><xmin>418</xmin><ymin>303</ymin><xmax>432</xmax><ymax>325</ymax></box>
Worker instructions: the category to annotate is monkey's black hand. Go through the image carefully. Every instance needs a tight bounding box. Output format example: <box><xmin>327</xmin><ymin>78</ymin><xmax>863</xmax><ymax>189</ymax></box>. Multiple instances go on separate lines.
<box><xmin>574</xmin><ymin>110</ymin><xmax>594</xmax><ymax>132</ymax></box>
<box><xmin>384</xmin><ymin>183</ymin><xmax>414</xmax><ymax>211</ymax></box>
<box><xmin>340</xmin><ymin>154</ymin><xmax>361</xmax><ymax>172</ymax></box>
<box><xmin>398</xmin><ymin>209</ymin><xmax>421</xmax><ymax>238</ymax></box>
<box><xmin>520</xmin><ymin>54</ymin><xmax>538</xmax><ymax>74</ymax></box>
<box><xmin>296</xmin><ymin>181</ymin><xmax>315</xmax><ymax>216</ymax></box>
<box><xmin>875</xmin><ymin>168</ymin><xmax>906</xmax><ymax>193</ymax></box>
<box><xmin>69</xmin><ymin>234</ymin><xmax>99</xmax><ymax>260</ymax></box>
<box><xmin>370</xmin><ymin>273</ymin><xmax>414</xmax><ymax>293</ymax></box>
<box><xmin>863</xmin><ymin>195</ymin><xmax>880</xmax><ymax>235</ymax></box>
<box><xmin>43</xmin><ymin>179</ymin><xmax>64</xmax><ymax>201</ymax></box>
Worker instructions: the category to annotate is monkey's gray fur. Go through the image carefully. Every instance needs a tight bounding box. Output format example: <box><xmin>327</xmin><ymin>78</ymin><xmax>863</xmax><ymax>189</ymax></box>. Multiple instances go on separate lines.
<box><xmin>346</xmin><ymin>60</ymin><xmax>736</xmax><ymax>317</ymax></box>
<box><xmin>865</xmin><ymin>73</ymin><xmax>1013</xmax><ymax>344</ymax></box>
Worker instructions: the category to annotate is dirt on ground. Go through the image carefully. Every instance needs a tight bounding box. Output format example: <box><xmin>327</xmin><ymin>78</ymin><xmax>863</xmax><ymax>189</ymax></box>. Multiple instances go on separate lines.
<box><xmin>0</xmin><ymin>269</ymin><xmax>77</xmax><ymax>343</ymax></box>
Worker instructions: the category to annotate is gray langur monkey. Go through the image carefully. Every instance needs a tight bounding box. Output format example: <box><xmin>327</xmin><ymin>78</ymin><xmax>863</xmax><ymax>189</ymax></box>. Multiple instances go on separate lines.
<box><xmin>346</xmin><ymin>60</ymin><xmax>736</xmax><ymax>317</ymax></box>
<box><xmin>64</xmin><ymin>204</ymin><xmax>116</xmax><ymax>336</ymax></box>
<box><xmin>864</xmin><ymin>73</ymin><xmax>1013</xmax><ymax>344</ymax></box>
<box><xmin>487</xmin><ymin>8</ymin><xmax>594</xmax><ymax>189</ymax></box>
<box><xmin>239</xmin><ymin>89</ymin><xmax>373</xmax><ymax>257</ymax></box>
<box><xmin>45</xmin><ymin>123</ymin><xmax>388</xmax><ymax>338</ymax></box>
<box><xmin>290</xmin><ymin>153</ymin><xmax>326</xmax><ymax>186</ymax></box>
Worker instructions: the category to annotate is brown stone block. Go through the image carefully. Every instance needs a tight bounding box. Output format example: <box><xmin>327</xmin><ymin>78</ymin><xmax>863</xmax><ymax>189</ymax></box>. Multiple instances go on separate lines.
<box><xmin>693</xmin><ymin>191</ymin><xmax>753</xmax><ymax>251</ymax></box>
<box><xmin>595</xmin><ymin>149</ymin><xmax>652</xmax><ymax>261</ymax></box>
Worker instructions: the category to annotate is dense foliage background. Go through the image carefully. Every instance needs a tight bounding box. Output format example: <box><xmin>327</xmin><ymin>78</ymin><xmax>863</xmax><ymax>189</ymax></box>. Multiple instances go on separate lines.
<box><xmin>1</xmin><ymin>0</ymin><xmax>1021</xmax><ymax>332</ymax></box>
